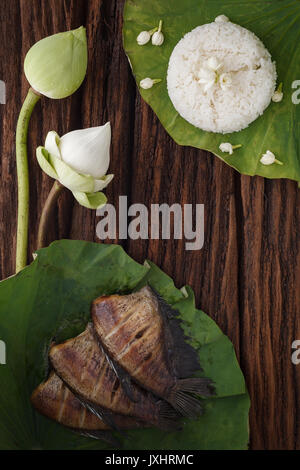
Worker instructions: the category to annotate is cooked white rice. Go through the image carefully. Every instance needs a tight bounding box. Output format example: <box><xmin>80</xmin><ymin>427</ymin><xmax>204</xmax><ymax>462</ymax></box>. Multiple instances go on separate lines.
<box><xmin>167</xmin><ymin>17</ymin><xmax>277</xmax><ymax>134</ymax></box>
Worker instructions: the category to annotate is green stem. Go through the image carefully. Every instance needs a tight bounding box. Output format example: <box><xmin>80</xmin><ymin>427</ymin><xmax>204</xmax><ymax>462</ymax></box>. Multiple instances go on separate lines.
<box><xmin>37</xmin><ymin>181</ymin><xmax>65</xmax><ymax>250</ymax></box>
<box><xmin>16</xmin><ymin>88</ymin><xmax>41</xmax><ymax>273</ymax></box>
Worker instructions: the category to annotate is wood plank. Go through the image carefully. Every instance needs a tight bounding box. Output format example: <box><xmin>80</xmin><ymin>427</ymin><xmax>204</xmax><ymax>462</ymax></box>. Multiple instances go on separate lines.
<box><xmin>0</xmin><ymin>0</ymin><xmax>299</xmax><ymax>450</ymax></box>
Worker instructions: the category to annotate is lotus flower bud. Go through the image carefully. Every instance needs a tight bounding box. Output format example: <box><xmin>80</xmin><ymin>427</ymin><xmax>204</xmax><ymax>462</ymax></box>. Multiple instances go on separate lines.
<box><xmin>24</xmin><ymin>26</ymin><xmax>87</xmax><ymax>99</ymax></box>
<box><xmin>36</xmin><ymin>123</ymin><xmax>114</xmax><ymax>209</ymax></box>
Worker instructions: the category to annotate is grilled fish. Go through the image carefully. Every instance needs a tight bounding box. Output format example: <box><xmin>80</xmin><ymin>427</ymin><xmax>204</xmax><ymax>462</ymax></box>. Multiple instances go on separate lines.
<box><xmin>49</xmin><ymin>323</ymin><xmax>178</xmax><ymax>431</ymax></box>
<box><xmin>31</xmin><ymin>372</ymin><xmax>143</xmax><ymax>443</ymax></box>
<box><xmin>91</xmin><ymin>286</ymin><xmax>214</xmax><ymax>418</ymax></box>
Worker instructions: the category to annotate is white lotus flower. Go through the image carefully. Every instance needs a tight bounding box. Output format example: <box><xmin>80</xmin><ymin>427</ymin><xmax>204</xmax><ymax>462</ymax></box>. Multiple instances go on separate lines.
<box><xmin>219</xmin><ymin>142</ymin><xmax>242</xmax><ymax>155</ymax></box>
<box><xmin>215</xmin><ymin>15</ymin><xmax>230</xmax><ymax>23</ymax></box>
<box><xmin>140</xmin><ymin>78</ymin><xmax>162</xmax><ymax>89</ymax></box>
<box><xmin>36</xmin><ymin>123</ymin><xmax>114</xmax><ymax>209</ymax></box>
<box><xmin>152</xmin><ymin>20</ymin><xmax>164</xmax><ymax>46</ymax></box>
<box><xmin>260</xmin><ymin>150</ymin><xmax>283</xmax><ymax>166</ymax></box>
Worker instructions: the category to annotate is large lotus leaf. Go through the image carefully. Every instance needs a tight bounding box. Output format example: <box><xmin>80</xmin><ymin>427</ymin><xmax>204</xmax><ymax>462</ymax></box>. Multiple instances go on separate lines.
<box><xmin>123</xmin><ymin>0</ymin><xmax>300</xmax><ymax>183</ymax></box>
<box><xmin>0</xmin><ymin>240</ymin><xmax>249</xmax><ymax>450</ymax></box>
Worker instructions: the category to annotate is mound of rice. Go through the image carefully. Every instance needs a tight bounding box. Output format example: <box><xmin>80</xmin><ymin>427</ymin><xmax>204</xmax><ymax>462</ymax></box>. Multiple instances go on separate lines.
<box><xmin>167</xmin><ymin>17</ymin><xmax>277</xmax><ymax>134</ymax></box>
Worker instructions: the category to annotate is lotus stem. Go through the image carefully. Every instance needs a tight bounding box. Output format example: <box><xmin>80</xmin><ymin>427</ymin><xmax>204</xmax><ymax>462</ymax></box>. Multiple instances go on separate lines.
<box><xmin>16</xmin><ymin>88</ymin><xmax>41</xmax><ymax>273</ymax></box>
<box><xmin>37</xmin><ymin>180</ymin><xmax>65</xmax><ymax>250</ymax></box>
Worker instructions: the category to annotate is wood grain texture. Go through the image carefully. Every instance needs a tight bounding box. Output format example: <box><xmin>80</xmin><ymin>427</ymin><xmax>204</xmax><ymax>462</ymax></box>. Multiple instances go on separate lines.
<box><xmin>0</xmin><ymin>0</ymin><xmax>299</xmax><ymax>450</ymax></box>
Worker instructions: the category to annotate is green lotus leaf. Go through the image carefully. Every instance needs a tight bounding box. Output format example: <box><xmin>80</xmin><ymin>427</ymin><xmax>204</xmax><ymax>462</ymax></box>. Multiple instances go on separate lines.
<box><xmin>123</xmin><ymin>0</ymin><xmax>300</xmax><ymax>183</ymax></box>
<box><xmin>0</xmin><ymin>240</ymin><xmax>249</xmax><ymax>450</ymax></box>
<box><xmin>72</xmin><ymin>190</ymin><xmax>108</xmax><ymax>209</ymax></box>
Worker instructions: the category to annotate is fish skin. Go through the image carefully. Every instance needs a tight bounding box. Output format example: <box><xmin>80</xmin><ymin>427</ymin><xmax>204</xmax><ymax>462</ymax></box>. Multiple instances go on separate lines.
<box><xmin>92</xmin><ymin>288</ymin><xmax>171</xmax><ymax>395</ymax></box>
<box><xmin>49</xmin><ymin>324</ymin><xmax>178</xmax><ymax>430</ymax></box>
<box><xmin>31</xmin><ymin>371</ymin><xmax>143</xmax><ymax>433</ymax></box>
<box><xmin>91</xmin><ymin>287</ymin><xmax>214</xmax><ymax>418</ymax></box>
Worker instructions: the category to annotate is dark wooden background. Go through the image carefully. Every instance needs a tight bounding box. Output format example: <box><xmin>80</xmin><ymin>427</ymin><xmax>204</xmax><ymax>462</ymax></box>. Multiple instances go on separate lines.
<box><xmin>0</xmin><ymin>0</ymin><xmax>299</xmax><ymax>450</ymax></box>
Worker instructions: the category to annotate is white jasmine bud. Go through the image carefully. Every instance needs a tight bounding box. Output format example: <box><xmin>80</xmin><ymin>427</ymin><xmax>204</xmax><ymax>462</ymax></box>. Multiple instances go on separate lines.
<box><xmin>220</xmin><ymin>72</ymin><xmax>232</xmax><ymax>90</ymax></box>
<box><xmin>272</xmin><ymin>83</ymin><xmax>283</xmax><ymax>102</ymax></box>
<box><xmin>152</xmin><ymin>20</ymin><xmax>164</xmax><ymax>46</ymax></box>
<box><xmin>198</xmin><ymin>58</ymin><xmax>223</xmax><ymax>92</ymax></box>
<box><xmin>215</xmin><ymin>15</ymin><xmax>230</xmax><ymax>23</ymax></box>
<box><xmin>198</xmin><ymin>68</ymin><xmax>216</xmax><ymax>91</ymax></box>
<box><xmin>260</xmin><ymin>150</ymin><xmax>283</xmax><ymax>166</ymax></box>
<box><xmin>136</xmin><ymin>27</ymin><xmax>158</xmax><ymax>46</ymax></box>
<box><xmin>137</xmin><ymin>31</ymin><xmax>151</xmax><ymax>46</ymax></box>
<box><xmin>219</xmin><ymin>142</ymin><xmax>242</xmax><ymax>155</ymax></box>
<box><xmin>206</xmin><ymin>57</ymin><xmax>222</xmax><ymax>72</ymax></box>
<box><xmin>140</xmin><ymin>78</ymin><xmax>162</xmax><ymax>89</ymax></box>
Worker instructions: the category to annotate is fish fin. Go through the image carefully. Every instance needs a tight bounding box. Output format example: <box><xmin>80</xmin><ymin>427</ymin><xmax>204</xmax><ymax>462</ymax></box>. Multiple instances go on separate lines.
<box><xmin>76</xmin><ymin>429</ymin><xmax>120</xmax><ymax>447</ymax></box>
<box><xmin>106</xmin><ymin>357</ymin><xmax>139</xmax><ymax>404</ymax></box>
<box><xmin>90</xmin><ymin>323</ymin><xmax>139</xmax><ymax>403</ymax></box>
<box><xmin>73</xmin><ymin>394</ymin><xmax>128</xmax><ymax>438</ymax></box>
<box><xmin>151</xmin><ymin>288</ymin><xmax>202</xmax><ymax>378</ymax></box>
<box><xmin>156</xmin><ymin>400</ymin><xmax>182</xmax><ymax>431</ymax></box>
<box><xmin>168</xmin><ymin>378</ymin><xmax>215</xmax><ymax>419</ymax></box>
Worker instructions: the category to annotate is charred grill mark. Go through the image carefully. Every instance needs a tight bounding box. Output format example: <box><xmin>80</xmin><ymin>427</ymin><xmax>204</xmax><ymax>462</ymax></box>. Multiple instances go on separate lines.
<box><xmin>93</xmin><ymin>358</ymin><xmax>110</xmax><ymax>397</ymax></box>
<box><xmin>115</xmin><ymin>334</ymin><xmax>142</xmax><ymax>361</ymax></box>
<box><xmin>100</xmin><ymin>298</ymin><xmax>143</xmax><ymax>341</ymax></box>
<box><xmin>58</xmin><ymin>384</ymin><xmax>68</xmax><ymax>423</ymax></box>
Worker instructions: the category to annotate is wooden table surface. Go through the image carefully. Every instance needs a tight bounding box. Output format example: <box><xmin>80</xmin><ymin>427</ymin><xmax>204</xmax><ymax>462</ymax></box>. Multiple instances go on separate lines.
<box><xmin>0</xmin><ymin>0</ymin><xmax>299</xmax><ymax>450</ymax></box>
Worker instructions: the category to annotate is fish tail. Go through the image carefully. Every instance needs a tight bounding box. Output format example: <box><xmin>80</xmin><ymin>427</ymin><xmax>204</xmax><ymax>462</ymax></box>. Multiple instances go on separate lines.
<box><xmin>155</xmin><ymin>400</ymin><xmax>182</xmax><ymax>431</ymax></box>
<box><xmin>168</xmin><ymin>378</ymin><xmax>214</xmax><ymax>418</ymax></box>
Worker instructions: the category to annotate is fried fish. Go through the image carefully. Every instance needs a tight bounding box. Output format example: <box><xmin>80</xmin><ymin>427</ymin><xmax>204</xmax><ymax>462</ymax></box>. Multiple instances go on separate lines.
<box><xmin>49</xmin><ymin>323</ymin><xmax>178</xmax><ymax>431</ymax></box>
<box><xmin>91</xmin><ymin>286</ymin><xmax>214</xmax><ymax>418</ymax></box>
<box><xmin>31</xmin><ymin>372</ymin><xmax>142</xmax><ymax>443</ymax></box>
